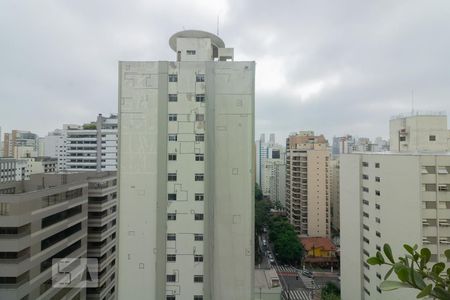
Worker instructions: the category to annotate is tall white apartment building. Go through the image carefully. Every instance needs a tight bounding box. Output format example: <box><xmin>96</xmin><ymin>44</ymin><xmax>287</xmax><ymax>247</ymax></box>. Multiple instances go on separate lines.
<box><xmin>341</xmin><ymin>112</ymin><xmax>450</xmax><ymax>300</ymax></box>
<box><xmin>261</xmin><ymin>145</ymin><xmax>285</xmax><ymax>197</ymax></box>
<box><xmin>117</xmin><ymin>30</ymin><xmax>255</xmax><ymax>300</ymax></box>
<box><xmin>44</xmin><ymin>129</ymin><xmax>68</xmax><ymax>171</ymax></box>
<box><xmin>60</xmin><ymin>114</ymin><xmax>118</xmax><ymax>172</ymax></box>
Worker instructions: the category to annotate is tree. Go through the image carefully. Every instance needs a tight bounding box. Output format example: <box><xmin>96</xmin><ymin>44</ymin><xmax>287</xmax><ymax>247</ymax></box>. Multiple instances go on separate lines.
<box><xmin>321</xmin><ymin>282</ymin><xmax>341</xmax><ymax>300</ymax></box>
<box><xmin>255</xmin><ymin>199</ymin><xmax>271</xmax><ymax>234</ymax></box>
<box><xmin>367</xmin><ymin>243</ymin><xmax>450</xmax><ymax>299</ymax></box>
<box><xmin>255</xmin><ymin>183</ymin><xmax>263</xmax><ymax>201</ymax></box>
<box><xmin>268</xmin><ymin>216</ymin><xmax>304</xmax><ymax>265</ymax></box>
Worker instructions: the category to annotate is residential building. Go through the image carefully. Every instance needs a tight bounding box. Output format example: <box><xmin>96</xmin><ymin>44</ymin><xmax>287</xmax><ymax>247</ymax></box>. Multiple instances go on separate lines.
<box><xmin>269</xmin><ymin>162</ymin><xmax>286</xmax><ymax>207</ymax></box>
<box><xmin>285</xmin><ymin>131</ymin><xmax>330</xmax><ymax>237</ymax></box>
<box><xmin>0</xmin><ymin>173</ymin><xmax>89</xmax><ymax>300</ymax></box>
<box><xmin>29</xmin><ymin>156</ymin><xmax>58</xmax><ymax>174</ymax></box>
<box><xmin>341</xmin><ymin>111</ymin><xmax>450</xmax><ymax>300</ymax></box>
<box><xmin>65</xmin><ymin>114</ymin><xmax>118</xmax><ymax>172</ymax></box>
<box><xmin>118</xmin><ymin>30</ymin><xmax>255</xmax><ymax>300</ymax></box>
<box><xmin>43</xmin><ymin>129</ymin><xmax>68</xmax><ymax>171</ymax></box>
<box><xmin>332</xmin><ymin>135</ymin><xmax>354</xmax><ymax>156</ymax></box>
<box><xmin>0</xmin><ymin>171</ymin><xmax>117</xmax><ymax>300</ymax></box>
<box><xmin>2</xmin><ymin>130</ymin><xmax>39</xmax><ymax>159</ymax></box>
<box><xmin>254</xmin><ymin>269</ymin><xmax>282</xmax><ymax>300</ymax></box>
<box><xmin>300</xmin><ymin>237</ymin><xmax>338</xmax><ymax>267</ymax></box>
<box><xmin>329</xmin><ymin>159</ymin><xmax>340</xmax><ymax>232</ymax></box>
<box><xmin>261</xmin><ymin>144</ymin><xmax>285</xmax><ymax>197</ymax></box>
<box><xmin>0</xmin><ymin>158</ymin><xmax>28</xmax><ymax>183</ymax></box>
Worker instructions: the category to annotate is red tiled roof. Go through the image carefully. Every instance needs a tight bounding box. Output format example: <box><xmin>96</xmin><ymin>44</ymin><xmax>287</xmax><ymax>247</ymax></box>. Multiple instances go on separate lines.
<box><xmin>300</xmin><ymin>237</ymin><xmax>336</xmax><ymax>251</ymax></box>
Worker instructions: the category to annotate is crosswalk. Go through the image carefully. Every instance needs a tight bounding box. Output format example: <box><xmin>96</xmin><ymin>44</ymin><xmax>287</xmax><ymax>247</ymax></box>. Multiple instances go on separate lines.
<box><xmin>274</xmin><ymin>266</ymin><xmax>319</xmax><ymax>289</ymax></box>
<box><xmin>283</xmin><ymin>289</ymin><xmax>313</xmax><ymax>300</ymax></box>
<box><xmin>274</xmin><ymin>265</ymin><xmax>298</xmax><ymax>273</ymax></box>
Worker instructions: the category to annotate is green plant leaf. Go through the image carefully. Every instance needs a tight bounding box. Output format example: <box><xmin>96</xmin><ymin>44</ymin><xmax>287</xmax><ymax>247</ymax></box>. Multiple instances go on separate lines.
<box><xmin>404</xmin><ymin>244</ymin><xmax>414</xmax><ymax>255</ymax></box>
<box><xmin>384</xmin><ymin>266</ymin><xmax>394</xmax><ymax>280</ymax></box>
<box><xmin>367</xmin><ymin>257</ymin><xmax>382</xmax><ymax>265</ymax></box>
<box><xmin>384</xmin><ymin>244</ymin><xmax>395</xmax><ymax>263</ymax></box>
<box><xmin>433</xmin><ymin>286</ymin><xmax>450</xmax><ymax>299</ymax></box>
<box><xmin>411</xmin><ymin>268</ymin><xmax>426</xmax><ymax>289</ymax></box>
<box><xmin>380</xmin><ymin>280</ymin><xmax>409</xmax><ymax>291</ymax></box>
<box><xmin>416</xmin><ymin>284</ymin><xmax>432</xmax><ymax>298</ymax></box>
<box><xmin>376</xmin><ymin>251</ymin><xmax>385</xmax><ymax>264</ymax></box>
<box><xmin>431</xmin><ymin>262</ymin><xmax>445</xmax><ymax>275</ymax></box>
<box><xmin>396</xmin><ymin>266</ymin><xmax>410</xmax><ymax>282</ymax></box>
<box><xmin>445</xmin><ymin>249</ymin><xmax>450</xmax><ymax>260</ymax></box>
<box><xmin>420</xmin><ymin>248</ymin><xmax>431</xmax><ymax>263</ymax></box>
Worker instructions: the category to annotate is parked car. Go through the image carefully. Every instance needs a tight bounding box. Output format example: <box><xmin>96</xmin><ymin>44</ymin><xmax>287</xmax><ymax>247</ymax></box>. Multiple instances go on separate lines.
<box><xmin>302</xmin><ymin>270</ymin><xmax>314</xmax><ymax>278</ymax></box>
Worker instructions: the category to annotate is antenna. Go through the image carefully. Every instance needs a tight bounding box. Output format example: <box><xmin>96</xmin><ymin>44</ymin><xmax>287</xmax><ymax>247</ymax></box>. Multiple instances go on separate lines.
<box><xmin>217</xmin><ymin>15</ymin><xmax>219</xmax><ymax>36</ymax></box>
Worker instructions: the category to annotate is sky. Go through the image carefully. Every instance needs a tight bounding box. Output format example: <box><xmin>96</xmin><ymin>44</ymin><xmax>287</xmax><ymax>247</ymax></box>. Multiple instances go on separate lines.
<box><xmin>1</xmin><ymin>0</ymin><xmax>450</xmax><ymax>144</ymax></box>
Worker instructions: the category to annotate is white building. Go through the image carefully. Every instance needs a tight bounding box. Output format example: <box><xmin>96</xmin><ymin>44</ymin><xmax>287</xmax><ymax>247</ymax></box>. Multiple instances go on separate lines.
<box><xmin>43</xmin><ymin>128</ymin><xmax>67</xmax><ymax>171</ymax></box>
<box><xmin>341</xmin><ymin>112</ymin><xmax>450</xmax><ymax>300</ymax></box>
<box><xmin>117</xmin><ymin>30</ymin><xmax>255</xmax><ymax>300</ymax></box>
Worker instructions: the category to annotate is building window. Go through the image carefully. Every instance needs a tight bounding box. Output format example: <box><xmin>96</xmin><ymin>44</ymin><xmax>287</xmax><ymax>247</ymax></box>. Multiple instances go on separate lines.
<box><xmin>375</xmin><ymin>217</ymin><xmax>381</xmax><ymax>224</ymax></box>
<box><xmin>399</xmin><ymin>136</ymin><xmax>406</xmax><ymax>142</ymax></box>
<box><xmin>187</xmin><ymin>50</ymin><xmax>196</xmax><ymax>55</ymax></box>
<box><xmin>363</xmin><ymin>224</ymin><xmax>370</xmax><ymax>231</ymax></box>
<box><xmin>364</xmin><ymin>288</ymin><xmax>370</xmax><ymax>296</ymax></box>
<box><xmin>195</xmin><ymin>134</ymin><xmax>205</xmax><ymax>142</ymax></box>
<box><xmin>376</xmin><ymin>231</ymin><xmax>381</xmax><ymax>237</ymax></box>
<box><xmin>196</xmin><ymin>94</ymin><xmax>205</xmax><ymax>102</ymax></box>
<box><xmin>195</xmin><ymin>214</ymin><xmax>204</xmax><ymax>221</ymax></box>
<box><xmin>167</xmin><ymin>254</ymin><xmax>176</xmax><ymax>262</ymax></box>
<box><xmin>168</xmin><ymin>94</ymin><xmax>178</xmax><ymax>102</ymax></box>
<box><xmin>168</xmin><ymin>193</ymin><xmax>177</xmax><ymax>201</ymax></box>
<box><xmin>167</xmin><ymin>274</ymin><xmax>176</xmax><ymax>282</ymax></box>
<box><xmin>168</xmin><ymin>173</ymin><xmax>177</xmax><ymax>181</ymax></box>
<box><xmin>194</xmin><ymin>275</ymin><xmax>203</xmax><ymax>283</ymax></box>
<box><xmin>195</xmin><ymin>193</ymin><xmax>204</xmax><ymax>201</ymax></box>
<box><xmin>362</xmin><ymin>162</ymin><xmax>369</xmax><ymax>167</ymax></box>
<box><xmin>168</xmin><ymin>134</ymin><xmax>177</xmax><ymax>141</ymax></box>
<box><xmin>425</xmin><ymin>184</ymin><xmax>437</xmax><ymax>192</ymax></box>
<box><xmin>376</xmin><ymin>272</ymin><xmax>381</xmax><ymax>280</ymax></box>
<box><xmin>364</xmin><ymin>275</ymin><xmax>370</xmax><ymax>283</ymax></box>
<box><xmin>375</xmin><ymin>190</ymin><xmax>381</xmax><ymax>196</ymax></box>
<box><xmin>196</xmin><ymin>74</ymin><xmax>205</xmax><ymax>82</ymax></box>
<box><xmin>194</xmin><ymin>234</ymin><xmax>203</xmax><ymax>241</ymax></box>
<box><xmin>167</xmin><ymin>213</ymin><xmax>176</xmax><ymax>220</ymax></box>
<box><xmin>169</xmin><ymin>114</ymin><xmax>177</xmax><ymax>121</ymax></box>
<box><xmin>167</xmin><ymin>296</ymin><xmax>176</xmax><ymax>300</ymax></box>
<box><xmin>168</xmin><ymin>154</ymin><xmax>177</xmax><ymax>161</ymax></box>
<box><xmin>195</xmin><ymin>174</ymin><xmax>204</xmax><ymax>181</ymax></box>
<box><xmin>194</xmin><ymin>296</ymin><xmax>203</xmax><ymax>300</ymax></box>
<box><xmin>362</xmin><ymin>174</ymin><xmax>369</xmax><ymax>180</ymax></box>
<box><xmin>167</xmin><ymin>233</ymin><xmax>176</xmax><ymax>241</ymax></box>
<box><xmin>375</xmin><ymin>176</ymin><xmax>381</xmax><ymax>182</ymax></box>
<box><xmin>376</xmin><ymin>245</ymin><xmax>381</xmax><ymax>251</ymax></box>
<box><xmin>168</xmin><ymin>74</ymin><xmax>178</xmax><ymax>82</ymax></box>
<box><xmin>375</xmin><ymin>204</ymin><xmax>380</xmax><ymax>210</ymax></box>
<box><xmin>363</xmin><ymin>212</ymin><xmax>369</xmax><ymax>218</ymax></box>
<box><xmin>362</xmin><ymin>199</ymin><xmax>369</xmax><ymax>206</ymax></box>
<box><xmin>363</xmin><ymin>236</ymin><xmax>370</xmax><ymax>244</ymax></box>
<box><xmin>196</xmin><ymin>114</ymin><xmax>205</xmax><ymax>122</ymax></box>
<box><xmin>376</xmin><ymin>286</ymin><xmax>382</xmax><ymax>294</ymax></box>
<box><xmin>362</xmin><ymin>187</ymin><xmax>369</xmax><ymax>193</ymax></box>
<box><xmin>194</xmin><ymin>255</ymin><xmax>203</xmax><ymax>262</ymax></box>
<box><xmin>375</xmin><ymin>163</ymin><xmax>380</xmax><ymax>168</ymax></box>
<box><xmin>195</xmin><ymin>154</ymin><xmax>204</xmax><ymax>161</ymax></box>
<box><xmin>430</xmin><ymin>135</ymin><xmax>436</xmax><ymax>141</ymax></box>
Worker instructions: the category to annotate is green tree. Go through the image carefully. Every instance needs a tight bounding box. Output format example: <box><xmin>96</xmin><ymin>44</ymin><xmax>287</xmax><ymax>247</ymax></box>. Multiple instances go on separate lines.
<box><xmin>255</xmin><ymin>199</ymin><xmax>271</xmax><ymax>234</ymax></box>
<box><xmin>321</xmin><ymin>282</ymin><xmax>341</xmax><ymax>300</ymax></box>
<box><xmin>268</xmin><ymin>216</ymin><xmax>304</xmax><ymax>265</ymax></box>
<box><xmin>255</xmin><ymin>183</ymin><xmax>263</xmax><ymax>201</ymax></box>
<box><xmin>367</xmin><ymin>243</ymin><xmax>450</xmax><ymax>299</ymax></box>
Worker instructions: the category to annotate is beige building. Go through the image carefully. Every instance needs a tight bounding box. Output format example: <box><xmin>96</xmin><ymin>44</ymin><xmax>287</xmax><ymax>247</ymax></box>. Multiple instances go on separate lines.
<box><xmin>2</xmin><ymin>130</ymin><xmax>39</xmax><ymax>159</ymax></box>
<box><xmin>341</xmin><ymin>112</ymin><xmax>450</xmax><ymax>300</ymax></box>
<box><xmin>117</xmin><ymin>30</ymin><xmax>255</xmax><ymax>300</ymax></box>
<box><xmin>285</xmin><ymin>131</ymin><xmax>330</xmax><ymax>237</ymax></box>
<box><xmin>0</xmin><ymin>172</ymin><xmax>117</xmax><ymax>300</ymax></box>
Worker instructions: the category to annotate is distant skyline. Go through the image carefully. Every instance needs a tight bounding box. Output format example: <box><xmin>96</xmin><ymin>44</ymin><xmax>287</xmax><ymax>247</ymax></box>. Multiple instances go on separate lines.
<box><xmin>1</xmin><ymin>0</ymin><xmax>450</xmax><ymax>143</ymax></box>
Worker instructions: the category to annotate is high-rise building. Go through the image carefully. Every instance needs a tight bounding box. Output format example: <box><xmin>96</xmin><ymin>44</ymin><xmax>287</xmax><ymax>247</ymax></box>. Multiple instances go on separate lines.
<box><xmin>66</xmin><ymin>114</ymin><xmax>118</xmax><ymax>172</ymax></box>
<box><xmin>341</xmin><ymin>111</ymin><xmax>450</xmax><ymax>300</ymax></box>
<box><xmin>329</xmin><ymin>158</ymin><xmax>340</xmax><ymax>232</ymax></box>
<box><xmin>269</xmin><ymin>161</ymin><xmax>286</xmax><ymax>207</ymax></box>
<box><xmin>43</xmin><ymin>128</ymin><xmax>68</xmax><ymax>171</ymax></box>
<box><xmin>117</xmin><ymin>30</ymin><xmax>255</xmax><ymax>300</ymax></box>
<box><xmin>0</xmin><ymin>158</ymin><xmax>28</xmax><ymax>182</ymax></box>
<box><xmin>0</xmin><ymin>171</ymin><xmax>117</xmax><ymax>300</ymax></box>
<box><xmin>285</xmin><ymin>131</ymin><xmax>331</xmax><ymax>237</ymax></box>
<box><xmin>2</xmin><ymin>130</ymin><xmax>39</xmax><ymax>159</ymax></box>
<box><xmin>261</xmin><ymin>144</ymin><xmax>285</xmax><ymax>198</ymax></box>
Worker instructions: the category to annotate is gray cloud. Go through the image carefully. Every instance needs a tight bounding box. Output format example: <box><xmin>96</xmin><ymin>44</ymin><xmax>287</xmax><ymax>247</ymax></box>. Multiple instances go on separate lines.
<box><xmin>1</xmin><ymin>0</ymin><xmax>449</xmax><ymax>144</ymax></box>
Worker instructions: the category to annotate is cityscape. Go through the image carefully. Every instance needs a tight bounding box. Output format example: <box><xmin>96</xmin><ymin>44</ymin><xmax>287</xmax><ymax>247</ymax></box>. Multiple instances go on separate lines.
<box><xmin>1</xmin><ymin>1</ymin><xmax>450</xmax><ymax>300</ymax></box>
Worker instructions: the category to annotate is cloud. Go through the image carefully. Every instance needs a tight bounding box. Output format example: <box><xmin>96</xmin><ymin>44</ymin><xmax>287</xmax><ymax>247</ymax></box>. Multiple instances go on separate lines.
<box><xmin>0</xmin><ymin>0</ymin><xmax>449</xmax><ymax>144</ymax></box>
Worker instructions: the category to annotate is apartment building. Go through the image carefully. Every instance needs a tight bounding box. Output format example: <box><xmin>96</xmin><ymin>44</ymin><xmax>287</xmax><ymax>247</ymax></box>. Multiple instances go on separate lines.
<box><xmin>43</xmin><ymin>129</ymin><xmax>67</xmax><ymax>171</ymax></box>
<box><xmin>0</xmin><ymin>158</ymin><xmax>28</xmax><ymax>183</ymax></box>
<box><xmin>0</xmin><ymin>173</ymin><xmax>88</xmax><ymax>300</ymax></box>
<box><xmin>0</xmin><ymin>171</ymin><xmax>117</xmax><ymax>300</ymax></box>
<box><xmin>269</xmin><ymin>161</ymin><xmax>286</xmax><ymax>207</ymax></box>
<box><xmin>65</xmin><ymin>114</ymin><xmax>118</xmax><ymax>172</ymax></box>
<box><xmin>2</xmin><ymin>130</ymin><xmax>39</xmax><ymax>159</ymax></box>
<box><xmin>285</xmin><ymin>131</ymin><xmax>330</xmax><ymax>237</ymax></box>
<box><xmin>86</xmin><ymin>172</ymin><xmax>117</xmax><ymax>300</ymax></box>
<box><xmin>341</xmin><ymin>112</ymin><xmax>450</xmax><ymax>300</ymax></box>
<box><xmin>118</xmin><ymin>30</ymin><xmax>255</xmax><ymax>300</ymax></box>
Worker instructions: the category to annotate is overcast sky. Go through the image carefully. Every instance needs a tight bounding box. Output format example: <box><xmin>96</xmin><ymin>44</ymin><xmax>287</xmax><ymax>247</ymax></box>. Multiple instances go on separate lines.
<box><xmin>1</xmin><ymin>0</ymin><xmax>450</xmax><ymax>143</ymax></box>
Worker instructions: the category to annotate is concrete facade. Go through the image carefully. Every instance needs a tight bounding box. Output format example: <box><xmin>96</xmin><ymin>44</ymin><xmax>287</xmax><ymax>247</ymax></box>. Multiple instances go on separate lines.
<box><xmin>329</xmin><ymin>159</ymin><xmax>340</xmax><ymax>232</ymax></box>
<box><xmin>286</xmin><ymin>132</ymin><xmax>330</xmax><ymax>237</ymax></box>
<box><xmin>341</xmin><ymin>113</ymin><xmax>450</xmax><ymax>299</ymax></box>
<box><xmin>2</xmin><ymin>130</ymin><xmax>39</xmax><ymax>159</ymax></box>
<box><xmin>117</xmin><ymin>30</ymin><xmax>255</xmax><ymax>300</ymax></box>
